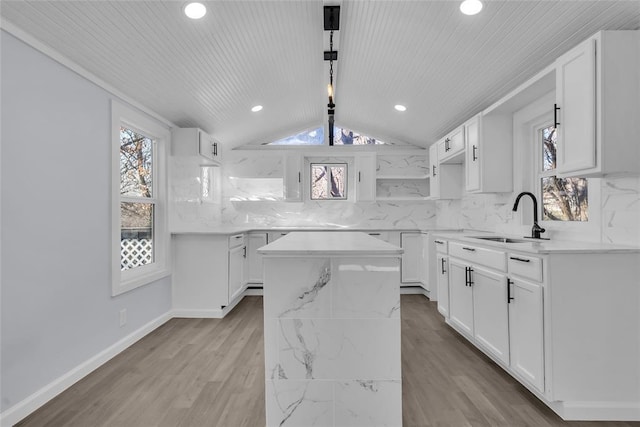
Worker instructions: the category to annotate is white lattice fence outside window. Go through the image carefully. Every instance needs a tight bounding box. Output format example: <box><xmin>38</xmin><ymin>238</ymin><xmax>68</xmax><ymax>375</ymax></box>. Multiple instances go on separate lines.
<box><xmin>121</xmin><ymin>239</ymin><xmax>153</xmax><ymax>270</ymax></box>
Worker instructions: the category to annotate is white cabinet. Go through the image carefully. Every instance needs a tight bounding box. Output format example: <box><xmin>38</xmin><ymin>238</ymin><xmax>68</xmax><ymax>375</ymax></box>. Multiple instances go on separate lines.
<box><xmin>437</xmin><ymin>126</ymin><xmax>465</xmax><ymax>163</ymax></box>
<box><xmin>355</xmin><ymin>153</ymin><xmax>376</xmax><ymax>201</ymax></box>
<box><xmin>228</xmin><ymin>244</ymin><xmax>246</xmax><ymax>302</ymax></box>
<box><xmin>429</xmin><ymin>144</ymin><xmax>462</xmax><ymax>200</ymax></box>
<box><xmin>436</xmin><ymin>252</ymin><xmax>449</xmax><ymax>318</ymax></box>
<box><xmin>401</xmin><ymin>232</ymin><xmax>422</xmax><ymax>284</ymax></box>
<box><xmin>464</xmin><ymin>113</ymin><xmax>513</xmax><ymax>193</ymax></box>
<box><xmin>172</xmin><ymin>128</ymin><xmax>222</xmax><ymax>164</ymax></box>
<box><xmin>555</xmin><ymin>31</ymin><xmax>640</xmax><ymax>177</ymax></box>
<box><xmin>247</xmin><ymin>232</ymin><xmax>267</xmax><ymax>284</ymax></box>
<box><xmin>448</xmin><ymin>259</ymin><xmax>474</xmax><ymax>336</ymax></box>
<box><xmin>283</xmin><ymin>153</ymin><xmax>302</xmax><ymax>201</ymax></box>
<box><xmin>472</xmin><ymin>266</ymin><xmax>509</xmax><ymax>365</ymax></box>
<box><xmin>508</xmin><ymin>277</ymin><xmax>544</xmax><ymax>393</ymax></box>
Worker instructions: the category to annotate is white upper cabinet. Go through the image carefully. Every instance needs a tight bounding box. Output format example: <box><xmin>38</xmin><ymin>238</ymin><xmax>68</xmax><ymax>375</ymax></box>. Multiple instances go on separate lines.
<box><xmin>464</xmin><ymin>113</ymin><xmax>513</xmax><ymax>194</ymax></box>
<box><xmin>355</xmin><ymin>153</ymin><xmax>376</xmax><ymax>202</ymax></box>
<box><xmin>555</xmin><ymin>30</ymin><xmax>640</xmax><ymax>177</ymax></box>
<box><xmin>283</xmin><ymin>153</ymin><xmax>302</xmax><ymax>202</ymax></box>
<box><xmin>172</xmin><ymin>128</ymin><xmax>222</xmax><ymax>164</ymax></box>
<box><xmin>438</xmin><ymin>126</ymin><xmax>465</xmax><ymax>164</ymax></box>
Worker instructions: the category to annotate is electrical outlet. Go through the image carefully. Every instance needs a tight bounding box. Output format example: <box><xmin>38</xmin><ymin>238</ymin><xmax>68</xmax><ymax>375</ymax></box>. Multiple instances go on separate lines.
<box><xmin>119</xmin><ymin>309</ymin><xmax>127</xmax><ymax>327</ymax></box>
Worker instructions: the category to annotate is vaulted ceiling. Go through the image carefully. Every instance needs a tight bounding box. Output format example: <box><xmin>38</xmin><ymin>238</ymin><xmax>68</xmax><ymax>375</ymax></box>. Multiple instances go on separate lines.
<box><xmin>2</xmin><ymin>1</ymin><xmax>639</xmax><ymax>149</ymax></box>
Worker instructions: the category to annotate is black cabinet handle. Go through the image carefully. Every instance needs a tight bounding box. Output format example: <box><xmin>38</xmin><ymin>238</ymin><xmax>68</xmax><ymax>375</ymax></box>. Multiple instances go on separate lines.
<box><xmin>462</xmin><ymin>247</ymin><xmax>476</xmax><ymax>252</ymax></box>
<box><xmin>507</xmin><ymin>278</ymin><xmax>514</xmax><ymax>303</ymax></box>
<box><xmin>472</xmin><ymin>145</ymin><xmax>477</xmax><ymax>161</ymax></box>
<box><xmin>358</xmin><ymin>171</ymin><xmax>362</xmax><ymax>182</ymax></box>
<box><xmin>465</xmin><ymin>267</ymin><xmax>474</xmax><ymax>286</ymax></box>
<box><xmin>465</xmin><ymin>267</ymin><xmax>469</xmax><ymax>286</ymax></box>
<box><xmin>554</xmin><ymin>104</ymin><xmax>561</xmax><ymax>128</ymax></box>
<box><xmin>509</xmin><ymin>256</ymin><xmax>530</xmax><ymax>263</ymax></box>
<box><xmin>243</xmin><ymin>247</ymin><xmax>247</xmax><ymax>258</ymax></box>
<box><xmin>368</xmin><ymin>233</ymin><xmax>381</xmax><ymax>236</ymax></box>
<box><xmin>298</xmin><ymin>172</ymin><xmax>301</xmax><ymax>183</ymax></box>
<box><xmin>441</xmin><ymin>258</ymin><xmax>446</xmax><ymax>274</ymax></box>
<box><xmin>234</xmin><ymin>235</ymin><xmax>242</xmax><ymax>239</ymax></box>
<box><xmin>434</xmin><ymin>240</ymin><xmax>444</xmax><ymax>244</ymax></box>
<box><xmin>432</xmin><ymin>165</ymin><xmax>436</xmax><ymax>177</ymax></box>
<box><xmin>213</xmin><ymin>142</ymin><xmax>218</xmax><ymax>156</ymax></box>
<box><xmin>445</xmin><ymin>137</ymin><xmax>451</xmax><ymax>152</ymax></box>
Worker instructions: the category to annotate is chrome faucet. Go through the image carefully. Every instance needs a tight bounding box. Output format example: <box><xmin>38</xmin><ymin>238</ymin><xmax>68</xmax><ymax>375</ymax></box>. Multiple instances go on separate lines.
<box><xmin>512</xmin><ymin>192</ymin><xmax>546</xmax><ymax>239</ymax></box>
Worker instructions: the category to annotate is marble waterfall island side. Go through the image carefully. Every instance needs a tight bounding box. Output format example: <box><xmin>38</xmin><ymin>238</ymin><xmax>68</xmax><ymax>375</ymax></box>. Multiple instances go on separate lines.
<box><xmin>259</xmin><ymin>231</ymin><xmax>404</xmax><ymax>427</ymax></box>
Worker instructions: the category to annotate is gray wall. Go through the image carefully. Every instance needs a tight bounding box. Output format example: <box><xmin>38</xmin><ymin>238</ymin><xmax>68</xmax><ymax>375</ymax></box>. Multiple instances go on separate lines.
<box><xmin>1</xmin><ymin>31</ymin><xmax>172</xmax><ymax>412</ymax></box>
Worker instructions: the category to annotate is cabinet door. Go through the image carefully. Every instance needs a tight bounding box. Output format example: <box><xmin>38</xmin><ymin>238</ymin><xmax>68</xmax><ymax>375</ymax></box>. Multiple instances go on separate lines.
<box><xmin>283</xmin><ymin>153</ymin><xmax>302</xmax><ymax>201</ymax></box>
<box><xmin>247</xmin><ymin>233</ymin><xmax>267</xmax><ymax>283</ymax></box>
<box><xmin>436</xmin><ymin>254</ymin><xmax>449</xmax><ymax>318</ymax></box>
<box><xmin>401</xmin><ymin>232</ymin><xmax>422</xmax><ymax>283</ymax></box>
<box><xmin>465</xmin><ymin>116</ymin><xmax>481</xmax><ymax>192</ymax></box>
<box><xmin>472</xmin><ymin>266</ymin><xmax>509</xmax><ymax>365</ymax></box>
<box><xmin>356</xmin><ymin>153</ymin><xmax>376</xmax><ymax>201</ymax></box>
<box><xmin>448</xmin><ymin>259</ymin><xmax>474</xmax><ymax>336</ymax></box>
<box><xmin>429</xmin><ymin>144</ymin><xmax>440</xmax><ymax>199</ymax></box>
<box><xmin>228</xmin><ymin>245</ymin><xmax>245</xmax><ymax>302</ymax></box>
<box><xmin>509</xmin><ymin>277</ymin><xmax>544</xmax><ymax>393</ymax></box>
<box><xmin>438</xmin><ymin>127</ymin><xmax>465</xmax><ymax>163</ymax></box>
<box><xmin>556</xmin><ymin>38</ymin><xmax>596</xmax><ymax>174</ymax></box>
<box><xmin>198</xmin><ymin>130</ymin><xmax>222</xmax><ymax>164</ymax></box>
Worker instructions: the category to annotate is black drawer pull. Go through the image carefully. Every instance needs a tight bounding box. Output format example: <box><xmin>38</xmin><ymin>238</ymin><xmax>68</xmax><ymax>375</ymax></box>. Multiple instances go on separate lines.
<box><xmin>441</xmin><ymin>258</ymin><xmax>446</xmax><ymax>274</ymax></box>
<box><xmin>507</xmin><ymin>278</ymin><xmax>514</xmax><ymax>303</ymax></box>
<box><xmin>510</xmin><ymin>256</ymin><xmax>530</xmax><ymax>263</ymax></box>
<box><xmin>234</xmin><ymin>235</ymin><xmax>242</xmax><ymax>239</ymax></box>
<box><xmin>462</xmin><ymin>247</ymin><xmax>476</xmax><ymax>252</ymax></box>
<box><xmin>434</xmin><ymin>240</ymin><xmax>444</xmax><ymax>244</ymax></box>
<box><xmin>368</xmin><ymin>233</ymin><xmax>381</xmax><ymax>236</ymax></box>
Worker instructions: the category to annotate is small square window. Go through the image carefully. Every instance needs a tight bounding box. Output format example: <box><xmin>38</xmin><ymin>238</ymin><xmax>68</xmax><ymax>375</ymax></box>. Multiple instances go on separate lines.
<box><xmin>310</xmin><ymin>163</ymin><xmax>347</xmax><ymax>200</ymax></box>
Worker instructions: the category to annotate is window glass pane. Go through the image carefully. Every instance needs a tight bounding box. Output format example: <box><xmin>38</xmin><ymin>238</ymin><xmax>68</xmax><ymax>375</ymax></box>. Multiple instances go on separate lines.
<box><xmin>268</xmin><ymin>127</ymin><xmax>325</xmax><ymax>145</ymax></box>
<box><xmin>311</xmin><ymin>163</ymin><xmax>347</xmax><ymax>200</ymax></box>
<box><xmin>542</xmin><ymin>126</ymin><xmax>556</xmax><ymax>172</ymax></box>
<box><xmin>121</xmin><ymin>202</ymin><xmax>154</xmax><ymax>270</ymax></box>
<box><xmin>120</xmin><ymin>127</ymin><xmax>153</xmax><ymax>197</ymax></box>
<box><xmin>333</xmin><ymin>128</ymin><xmax>386</xmax><ymax>145</ymax></box>
<box><xmin>541</xmin><ymin>176</ymin><xmax>588</xmax><ymax>221</ymax></box>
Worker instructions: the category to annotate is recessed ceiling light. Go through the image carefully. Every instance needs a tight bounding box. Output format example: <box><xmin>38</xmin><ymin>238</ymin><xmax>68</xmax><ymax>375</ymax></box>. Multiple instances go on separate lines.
<box><xmin>394</xmin><ymin>104</ymin><xmax>407</xmax><ymax>112</ymax></box>
<box><xmin>460</xmin><ymin>0</ymin><xmax>483</xmax><ymax>15</ymax></box>
<box><xmin>251</xmin><ymin>105</ymin><xmax>263</xmax><ymax>112</ymax></box>
<box><xmin>184</xmin><ymin>2</ymin><xmax>207</xmax><ymax>19</ymax></box>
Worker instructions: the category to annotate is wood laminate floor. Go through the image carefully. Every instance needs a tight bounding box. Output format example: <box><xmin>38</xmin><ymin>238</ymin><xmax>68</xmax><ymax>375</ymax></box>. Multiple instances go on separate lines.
<box><xmin>16</xmin><ymin>295</ymin><xmax>637</xmax><ymax>427</ymax></box>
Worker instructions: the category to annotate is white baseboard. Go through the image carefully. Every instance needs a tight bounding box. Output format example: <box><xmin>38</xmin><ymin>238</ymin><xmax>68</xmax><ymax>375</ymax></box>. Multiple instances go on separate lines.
<box><xmin>0</xmin><ymin>311</ymin><xmax>172</xmax><ymax>427</ymax></box>
<box><xmin>400</xmin><ymin>286</ymin><xmax>430</xmax><ymax>298</ymax></box>
<box><xmin>171</xmin><ymin>308</ymin><xmax>224</xmax><ymax>318</ymax></box>
<box><xmin>554</xmin><ymin>401</ymin><xmax>640</xmax><ymax>421</ymax></box>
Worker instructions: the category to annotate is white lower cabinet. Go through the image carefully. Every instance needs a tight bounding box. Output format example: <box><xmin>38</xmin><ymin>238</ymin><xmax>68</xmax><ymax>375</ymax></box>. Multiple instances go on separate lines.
<box><xmin>508</xmin><ymin>277</ymin><xmax>544</xmax><ymax>393</ymax></box>
<box><xmin>401</xmin><ymin>232</ymin><xmax>422</xmax><ymax>284</ymax></box>
<box><xmin>228</xmin><ymin>244</ymin><xmax>246</xmax><ymax>302</ymax></box>
<box><xmin>436</xmin><ymin>253</ymin><xmax>449</xmax><ymax>317</ymax></box>
<box><xmin>472</xmin><ymin>266</ymin><xmax>509</xmax><ymax>365</ymax></box>
<box><xmin>448</xmin><ymin>259</ymin><xmax>474</xmax><ymax>336</ymax></box>
<box><xmin>247</xmin><ymin>232</ymin><xmax>267</xmax><ymax>283</ymax></box>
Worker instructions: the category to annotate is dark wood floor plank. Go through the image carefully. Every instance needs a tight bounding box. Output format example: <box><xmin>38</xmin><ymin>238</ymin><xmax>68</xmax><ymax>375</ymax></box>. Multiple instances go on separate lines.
<box><xmin>16</xmin><ymin>295</ymin><xmax>637</xmax><ymax>427</ymax></box>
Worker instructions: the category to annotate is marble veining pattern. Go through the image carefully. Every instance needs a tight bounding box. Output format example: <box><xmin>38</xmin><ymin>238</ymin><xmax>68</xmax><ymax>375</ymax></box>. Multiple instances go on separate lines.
<box><xmin>263</xmin><ymin>248</ymin><xmax>402</xmax><ymax>426</ymax></box>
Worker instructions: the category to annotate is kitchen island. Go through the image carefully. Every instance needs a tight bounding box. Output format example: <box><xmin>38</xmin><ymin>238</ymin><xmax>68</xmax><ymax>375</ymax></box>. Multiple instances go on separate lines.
<box><xmin>258</xmin><ymin>231</ymin><xmax>404</xmax><ymax>426</ymax></box>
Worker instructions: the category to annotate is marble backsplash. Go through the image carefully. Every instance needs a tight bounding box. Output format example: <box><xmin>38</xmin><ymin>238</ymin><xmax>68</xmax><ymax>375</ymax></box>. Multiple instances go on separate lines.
<box><xmin>169</xmin><ymin>150</ymin><xmax>437</xmax><ymax>231</ymax></box>
<box><xmin>436</xmin><ymin>174</ymin><xmax>640</xmax><ymax>247</ymax></box>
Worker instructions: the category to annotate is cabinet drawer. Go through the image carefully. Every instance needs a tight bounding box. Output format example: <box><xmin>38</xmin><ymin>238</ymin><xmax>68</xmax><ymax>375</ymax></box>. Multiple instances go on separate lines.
<box><xmin>508</xmin><ymin>253</ymin><xmax>542</xmax><ymax>282</ymax></box>
<box><xmin>449</xmin><ymin>242</ymin><xmax>506</xmax><ymax>271</ymax></box>
<box><xmin>433</xmin><ymin>238</ymin><xmax>448</xmax><ymax>253</ymax></box>
<box><xmin>267</xmin><ymin>231</ymin><xmax>289</xmax><ymax>243</ymax></box>
<box><xmin>229</xmin><ymin>233</ymin><xmax>245</xmax><ymax>249</ymax></box>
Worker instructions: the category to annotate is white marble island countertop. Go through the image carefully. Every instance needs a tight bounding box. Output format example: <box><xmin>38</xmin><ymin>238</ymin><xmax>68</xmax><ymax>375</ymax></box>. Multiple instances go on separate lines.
<box><xmin>258</xmin><ymin>231</ymin><xmax>403</xmax><ymax>256</ymax></box>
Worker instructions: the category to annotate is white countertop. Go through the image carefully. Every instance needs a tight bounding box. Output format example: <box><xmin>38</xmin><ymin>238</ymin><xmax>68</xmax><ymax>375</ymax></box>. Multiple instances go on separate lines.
<box><xmin>431</xmin><ymin>231</ymin><xmax>640</xmax><ymax>254</ymax></box>
<box><xmin>258</xmin><ymin>231</ymin><xmax>403</xmax><ymax>256</ymax></box>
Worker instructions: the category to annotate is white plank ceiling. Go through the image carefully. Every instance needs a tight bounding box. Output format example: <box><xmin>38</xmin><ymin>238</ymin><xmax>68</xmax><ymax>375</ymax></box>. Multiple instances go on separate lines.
<box><xmin>1</xmin><ymin>1</ymin><xmax>639</xmax><ymax>149</ymax></box>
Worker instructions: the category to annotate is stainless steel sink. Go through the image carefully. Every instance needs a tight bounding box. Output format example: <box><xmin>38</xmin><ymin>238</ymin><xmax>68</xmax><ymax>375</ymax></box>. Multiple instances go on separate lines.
<box><xmin>467</xmin><ymin>236</ymin><xmax>530</xmax><ymax>243</ymax></box>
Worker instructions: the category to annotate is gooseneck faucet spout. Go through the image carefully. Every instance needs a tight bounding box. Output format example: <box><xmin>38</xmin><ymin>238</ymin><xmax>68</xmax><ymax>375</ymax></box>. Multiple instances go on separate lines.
<box><xmin>512</xmin><ymin>192</ymin><xmax>546</xmax><ymax>239</ymax></box>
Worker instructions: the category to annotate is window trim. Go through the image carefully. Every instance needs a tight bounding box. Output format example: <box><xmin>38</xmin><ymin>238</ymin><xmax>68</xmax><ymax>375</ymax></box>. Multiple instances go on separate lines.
<box><xmin>111</xmin><ymin>100</ymin><xmax>170</xmax><ymax>296</ymax></box>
